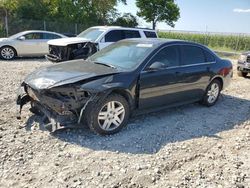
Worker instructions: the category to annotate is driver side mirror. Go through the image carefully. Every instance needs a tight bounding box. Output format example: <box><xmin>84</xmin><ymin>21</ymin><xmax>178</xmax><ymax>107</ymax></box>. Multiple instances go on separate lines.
<box><xmin>18</xmin><ymin>36</ymin><xmax>25</xmax><ymax>41</ymax></box>
<box><xmin>147</xmin><ymin>62</ymin><xmax>166</xmax><ymax>71</ymax></box>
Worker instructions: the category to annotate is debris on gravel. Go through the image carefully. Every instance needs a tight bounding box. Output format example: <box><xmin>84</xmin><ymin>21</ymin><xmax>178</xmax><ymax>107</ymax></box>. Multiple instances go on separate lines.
<box><xmin>0</xmin><ymin>58</ymin><xmax>249</xmax><ymax>187</ymax></box>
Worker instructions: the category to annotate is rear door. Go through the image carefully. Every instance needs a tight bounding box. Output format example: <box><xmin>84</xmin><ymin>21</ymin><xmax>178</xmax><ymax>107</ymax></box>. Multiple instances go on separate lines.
<box><xmin>41</xmin><ymin>33</ymin><xmax>62</xmax><ymax>54</ymax></box>
<box><xmin>178</xmin><ymin>45</ymin><xmax>213</xmax><ymax>100</ymax></box>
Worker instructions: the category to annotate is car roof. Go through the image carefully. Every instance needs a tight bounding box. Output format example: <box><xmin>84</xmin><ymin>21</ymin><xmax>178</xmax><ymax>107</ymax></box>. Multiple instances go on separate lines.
<box><xmin>90</xmin><ymin>26</ymin><xmax>156</xmax><ymax>32</ymax></box>
<box><xmin>123</xmin><ymin>38</ymin><xmax>209</xmax><ymax>47</ymax></box>
<box><xmin>16</xmin><ymin>30</ymin><xmax>65</xmax><ymax>36</ymax></box>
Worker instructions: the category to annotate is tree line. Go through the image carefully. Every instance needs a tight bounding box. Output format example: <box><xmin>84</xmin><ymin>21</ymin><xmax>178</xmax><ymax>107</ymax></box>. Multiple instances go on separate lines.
<box><xmin>0</xmin><ymin>0</ymin><xmax>180</xmax><ymax>32</ymax></box>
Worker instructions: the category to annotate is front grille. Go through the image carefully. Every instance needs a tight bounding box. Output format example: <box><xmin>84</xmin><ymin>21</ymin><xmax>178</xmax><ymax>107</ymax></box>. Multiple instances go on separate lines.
<box><xmin>247</xmin><ymin>56</ymin><xmax>250</xmax><ymax>63</ymax></box>
<box><xmin>49</xmin><ymin>45</ymin><xmax>65</xmax><ymax>59</ymax></box>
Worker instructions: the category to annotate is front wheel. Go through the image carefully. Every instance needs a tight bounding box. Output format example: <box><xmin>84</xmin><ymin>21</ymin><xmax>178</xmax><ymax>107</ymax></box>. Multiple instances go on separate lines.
<box><xmin>0</xmin><ymin>46</ymin><xmax>16</xmax><ymax>60</ymax></box>
<box><xmin>86</xmin><ymin>94</ymin><xmax>130</xmax><ymax>135</ymax></box>
<box><xmin>202</xmin><ymin>79</ymin><xmax>222</xmax><ymax>107</ymax></box>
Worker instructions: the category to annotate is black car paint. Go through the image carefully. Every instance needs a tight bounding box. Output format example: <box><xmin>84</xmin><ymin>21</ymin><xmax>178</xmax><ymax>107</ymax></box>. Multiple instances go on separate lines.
<box><xmin>17</xmin><ymin>39</ymin><xmax>232</xmax><ymax>131</ymax></box>
<box><xmin>24</xmin><ymin>60</ymin><xmax>120</xmax><ymax>90</ymax></box>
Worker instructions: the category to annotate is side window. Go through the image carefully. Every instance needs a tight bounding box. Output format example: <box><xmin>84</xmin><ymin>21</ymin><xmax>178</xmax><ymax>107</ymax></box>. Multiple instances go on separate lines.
<box><xmin>204</xmin><ymin>50</ymin><xmax>215</xmax><ymax>62</ymax></box>
<box><xmin>105</xmin><ymin>30</ymin><xmax>123</xmax><ymax>42</ymax></box>
<box><xmin>43</xmin><ymin>33</ymin><xmax>61</xmax><ymax>39</ymax></box>
<box><xmin>181</xmin><ymin>45</ymin><xmax>205</xmax><ymax>65</ymax></box>
<box><xmin>123</xmin><ymin>30</ymin><xmax>141</xmax><ymax>39</ymax></box>
<box><xmin>149</xmin><ymin>45</ymin><xmax>179</xmax><ymax>68</ymax></box>
<box><xmin>144</xmin><ymin>31</ymin><xmax>157</xmax><ymax>38</ymax></box>
<box><xmin>24</xmin><ymin>33</ymin><xmax>43</xmax><ymax>40</ymax></box>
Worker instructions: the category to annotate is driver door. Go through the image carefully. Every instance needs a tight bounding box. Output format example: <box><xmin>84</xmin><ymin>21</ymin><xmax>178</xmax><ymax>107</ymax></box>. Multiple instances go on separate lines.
<box><xmin>139</xmin><ymin>45</ymin><xmax>185</xmax><ymax>109</ymax></box>
<box><xmin>15</xmin><ymin>32</ymin><xmax>45</xmax><ymax>56</ymax></box>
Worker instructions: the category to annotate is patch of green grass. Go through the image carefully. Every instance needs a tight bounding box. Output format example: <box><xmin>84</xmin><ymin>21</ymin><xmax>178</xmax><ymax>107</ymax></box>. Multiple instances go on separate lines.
<box><xmin>158</xmin><ymin>31</ymin><xmax>250</xmax><ymax>53</ymax></box>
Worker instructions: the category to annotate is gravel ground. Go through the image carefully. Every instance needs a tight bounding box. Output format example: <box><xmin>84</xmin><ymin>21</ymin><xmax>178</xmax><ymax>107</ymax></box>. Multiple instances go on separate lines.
<box><xmin>0</xmin><ymin>58</ymin><xmax>249</xmax><ymax>188</ymax></box>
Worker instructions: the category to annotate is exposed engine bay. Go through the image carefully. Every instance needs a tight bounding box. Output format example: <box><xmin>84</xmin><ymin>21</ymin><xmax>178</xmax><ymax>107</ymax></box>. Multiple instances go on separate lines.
<box><xmin>46</xmin><ymin>42</ymin><xmax>98</xmax><ymax>63</ymax></box>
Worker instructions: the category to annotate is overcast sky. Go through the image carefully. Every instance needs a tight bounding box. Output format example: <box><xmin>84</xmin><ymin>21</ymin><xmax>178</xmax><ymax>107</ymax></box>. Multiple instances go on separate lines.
<box><xmin>117</xmin><ymin>0</ymin><xmax>250</xmax><ymax>33</ymax></box>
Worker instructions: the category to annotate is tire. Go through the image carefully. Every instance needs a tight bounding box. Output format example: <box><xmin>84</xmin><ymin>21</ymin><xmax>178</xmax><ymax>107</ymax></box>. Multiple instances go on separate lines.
<box><xmin>0</xmin><ymin>46</ymin><xmax>16</xmax><ymax>60</ymax></box>
<box><xmin>201</xmin><ymin>79</ymin><xmax>222</xmax><ymax>107</ymax></box>
<box><xmin>237</xmin><ymin>71</ymin><xmax>248</xmax><ymax>78</ymax></box>
<box><xmin>86</xmin><ymin>94</ymin><xmax>130</xmax><ymax>135</ymax></box>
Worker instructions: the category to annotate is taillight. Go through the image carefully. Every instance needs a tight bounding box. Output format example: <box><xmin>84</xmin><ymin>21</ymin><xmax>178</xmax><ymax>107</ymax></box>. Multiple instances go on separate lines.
<box><xmin>219</xmin><ymin>66</ymin><xmax>232</xmax><ymax>76</ymax></box>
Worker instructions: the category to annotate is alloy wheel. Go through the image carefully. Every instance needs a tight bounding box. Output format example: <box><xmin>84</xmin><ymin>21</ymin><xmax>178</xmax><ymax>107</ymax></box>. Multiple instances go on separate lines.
<box><xmin>207</xmin><ymin>83</ymin><xmax>220</xmax><ymax>104</ymax></box>
<box><xmin>98</xmin><ymin>101</ymin><xmax>125</xmax><ymax>131</ymax></box>
<box><xmin>1</xmin><ymin>47</ymin><xmax>15</xmax><ymax>60</ymax></box>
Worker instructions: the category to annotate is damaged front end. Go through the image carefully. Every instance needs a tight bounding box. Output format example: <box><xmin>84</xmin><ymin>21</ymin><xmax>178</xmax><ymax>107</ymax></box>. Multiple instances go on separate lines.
<box><xmin>16</xmin><ymin>83</ymin><xmax>97</xmax><ymax>132</ymax></box>
<box><xmin>46</xmin><ymin>42</ymin><xmax>98</xmax><ymax>63</ymax></box>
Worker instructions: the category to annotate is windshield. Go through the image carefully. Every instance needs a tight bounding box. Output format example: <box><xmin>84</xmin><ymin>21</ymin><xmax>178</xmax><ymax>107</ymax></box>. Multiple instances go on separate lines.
<box><xmin>88</xmin><ymin>41</ymin><xmax>156</xmax><ymax>70</ymax></box>
<box><xmin>77</xmin><ymin>28</ymin><xmax>105</xmax><ymax>41</ymax></box>
<box><xmin>9</xmin><ymin>32</ymin><xmax>25</xmax><ymax>39</ymax></box>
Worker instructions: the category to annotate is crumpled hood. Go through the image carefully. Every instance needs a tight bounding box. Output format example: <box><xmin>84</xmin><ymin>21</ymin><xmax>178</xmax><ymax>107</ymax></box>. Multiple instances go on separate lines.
<box><xmin>47</xmin><ymin>37</ymin><xmax>92</xmax><ymax>46</ymax></box>
<box><xmin>24</xmin><ymin>60</ymin><xmax>119</xmax><ymax>90</ymax></box>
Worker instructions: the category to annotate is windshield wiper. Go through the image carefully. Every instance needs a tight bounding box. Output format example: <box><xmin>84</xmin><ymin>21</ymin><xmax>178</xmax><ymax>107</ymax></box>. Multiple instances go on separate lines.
<box><xmin>93</xmin><ymin>61</ymin><xmax>117</xmax><ymax>69</ymax></box>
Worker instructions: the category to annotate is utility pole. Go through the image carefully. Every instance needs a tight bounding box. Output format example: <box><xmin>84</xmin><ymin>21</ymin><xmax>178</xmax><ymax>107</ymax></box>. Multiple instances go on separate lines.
<box><xmin>5</xmin><ymin>9</ymin><xmax>8</xmax><ymax>37</ymax></box>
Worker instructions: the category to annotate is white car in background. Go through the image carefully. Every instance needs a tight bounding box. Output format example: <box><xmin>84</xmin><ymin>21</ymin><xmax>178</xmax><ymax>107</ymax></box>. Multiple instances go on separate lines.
<box><xmin>46</xmin><ymin>26</ymin><xmax>158</xmax><ymax>62</ymax></box>
<box><xmin>0</xmin><ymin>30</ymin><xmax>66</xmax><ymax>60</ymax></box>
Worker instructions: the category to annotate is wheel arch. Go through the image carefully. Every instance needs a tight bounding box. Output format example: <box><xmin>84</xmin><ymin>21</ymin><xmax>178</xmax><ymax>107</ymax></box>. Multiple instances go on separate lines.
<box><xmin>107</xmin><ymin>88</ymin><xmax>135</xmax><ymax>110</ymax></box>
<box><xmin>209</xmin><ymin>76</ymin><xmax>224</xmax><ymax>90</ymax></box>
<box><xmin>0</xmin><ymin>45</ymin><xmax>18</xmax><ymax>56</ymax></box>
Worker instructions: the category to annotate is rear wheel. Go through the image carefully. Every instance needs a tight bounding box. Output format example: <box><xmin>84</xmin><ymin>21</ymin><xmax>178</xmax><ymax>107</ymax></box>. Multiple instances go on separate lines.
<box><xmin>237</xmin><ymin>71</ymin><xmax>248</xmax><ymax>78</ymax></box>
<box><xmin>0</xmin><ymin>46</ymin><xmax>16</xmax><ymax>60</ymax></box>
<box><xmin>202</xmin><ymin>79</ymin><xmax>222</xmax><ymax>107</ymax></box>
<box><xmin>86</xmin><ymin>94</ymin><xmax>130</xmax><ymax>135</ymax></box>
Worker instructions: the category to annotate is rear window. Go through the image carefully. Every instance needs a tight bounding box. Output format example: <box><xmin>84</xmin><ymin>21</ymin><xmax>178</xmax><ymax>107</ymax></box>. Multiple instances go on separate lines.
<box><xmin>181</xmin><ymin>45</ymin><xmax>206</xmax><ymax>65</ymax></box>
<box><xmin>105</xmin><ymin>30</ymin><xmax>141</xmax><ymax>42</ymax></box>
<box><xmin>123</xmin><ymin>30</ymin><xmax>141</xmax><ymax>38</ymax></box>
<box><xmin>204</xmin><ymin>50</ymin><xmax>215</xmax><ymax>62</ymax></box>
<box><xmin>105</xmin><ymin>30</ymin><xmax>124</xmax><ymax>42</ymax></box>
<box><xmin>43</xmin><ymin>33</ymin><xmax>61</xmax><ymax>39</ymax></box>
<box><xmin>144</xmin><ymin>31</ymin><xmax>157</xmax><ymax>38</ymax></box>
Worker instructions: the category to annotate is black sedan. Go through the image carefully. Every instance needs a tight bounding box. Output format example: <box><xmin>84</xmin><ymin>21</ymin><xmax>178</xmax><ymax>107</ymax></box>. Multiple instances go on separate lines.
<box><xmin>17</xmin><ymin>39</ymin><xmax>233</xmax><ymax>135</ymax></box>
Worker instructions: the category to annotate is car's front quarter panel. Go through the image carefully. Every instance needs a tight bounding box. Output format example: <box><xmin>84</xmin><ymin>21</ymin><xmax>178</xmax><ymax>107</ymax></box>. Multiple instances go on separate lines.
<box><xmin>0</xmin><ymin>39</ymin><xmax>15</xmax><ymax>50</ymax></box>
<box><xmin>78</xmin><ymin>72</ymin><xmax>138</xmax><ymax>107</ymax></box>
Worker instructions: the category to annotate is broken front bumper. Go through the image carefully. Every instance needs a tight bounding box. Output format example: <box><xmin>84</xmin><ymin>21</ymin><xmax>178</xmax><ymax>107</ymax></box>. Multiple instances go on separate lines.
<box><xmin>45</xmin><ymin>54</ymin><xmax>62</xmax><ymax>63</ymax></box>
<box><xmin>237</xmin><ymin>61</ymin><xmax>250</xmax><ymax>73</ymax></box>
<box><xmin>16</xmin><ymin>85</ymin><xmax>79</xmax><ymax>132</ymax></box>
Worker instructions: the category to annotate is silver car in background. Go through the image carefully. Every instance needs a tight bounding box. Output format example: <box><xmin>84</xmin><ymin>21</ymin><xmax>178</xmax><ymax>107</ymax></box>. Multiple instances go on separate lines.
<box><xmin>0</xmin><ymin>30</ymin><xmax>66</xmax><ymax>60</ymax></box>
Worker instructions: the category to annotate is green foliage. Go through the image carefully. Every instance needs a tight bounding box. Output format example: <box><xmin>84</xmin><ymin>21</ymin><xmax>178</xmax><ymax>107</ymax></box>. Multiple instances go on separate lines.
<box><xmin>136</xmin><ymin>0</ymin><xmax>180</xmax><ymax>29</ymax></box>
<box><xmin>112</xmin><ymin>13</ymin><xmax>138</xmax><ymax>27</ymax></box>
<box><xmin>0</xmin><ymin>0</ymin><xmax>127</xmax><ymax>24</ymax></box>
<box><xmin>158</xmin><ymin>31</ymin><xmax>250</xmax><ymax>52</ymax></box>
